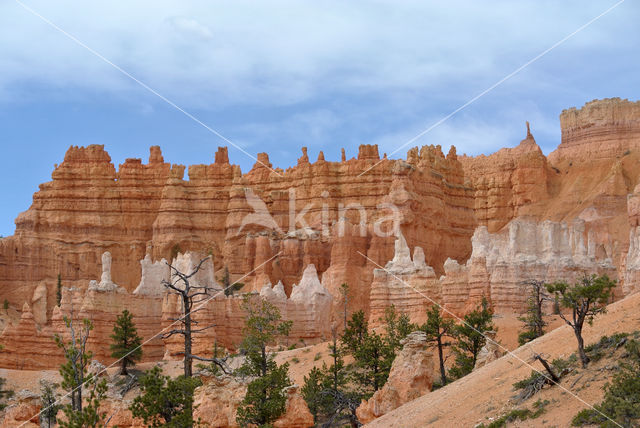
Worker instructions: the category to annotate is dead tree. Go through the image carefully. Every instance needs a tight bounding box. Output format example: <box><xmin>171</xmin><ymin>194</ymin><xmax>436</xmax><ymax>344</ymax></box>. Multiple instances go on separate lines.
<box><xmin>518</xmin><ymin>279</ymin><xmax>549</xmax><ymax>345</ymax></box>
<box><xmin>53</xmin><ymin>287</ymin><xmax>93</xmax><ymax>413</ymax></box>
<box><xmin>161</xmin><ymin>257</ymin><xmax>228</xmax><ymax>377</ymax></box>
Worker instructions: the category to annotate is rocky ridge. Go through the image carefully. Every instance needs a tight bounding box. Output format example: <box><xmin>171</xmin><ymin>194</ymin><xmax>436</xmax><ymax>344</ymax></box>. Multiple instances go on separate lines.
<box><xmin>1</xmin><ymin>98</ymin><xmax>640</xmax><ymax>370</ymax></box>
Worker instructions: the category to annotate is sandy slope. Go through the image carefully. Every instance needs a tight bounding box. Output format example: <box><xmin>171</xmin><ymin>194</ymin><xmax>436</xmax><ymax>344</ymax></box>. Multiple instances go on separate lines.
<box><xmin>369</xmin><ymin>292</ymin><xmax>640</xmax><ymax>427</ymax></box>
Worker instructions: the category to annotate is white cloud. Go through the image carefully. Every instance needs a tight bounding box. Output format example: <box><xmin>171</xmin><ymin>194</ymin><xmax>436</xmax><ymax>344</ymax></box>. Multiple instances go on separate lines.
<box><xmin>0</xmin><ymin>0</ymin><xmax>631</xmax><ymax>109</ymax></box>
<box><xmin>167</xmin><ymin>16</ymin><xmax>213</xmax><ymax>41</ymax></box>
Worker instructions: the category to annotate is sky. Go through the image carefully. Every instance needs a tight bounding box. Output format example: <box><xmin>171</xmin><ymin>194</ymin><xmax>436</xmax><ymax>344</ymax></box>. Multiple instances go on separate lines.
<box><xmin>0</xmin><ymin>0</ymin><xmax>638</xmax><ymax>236</ymax></box>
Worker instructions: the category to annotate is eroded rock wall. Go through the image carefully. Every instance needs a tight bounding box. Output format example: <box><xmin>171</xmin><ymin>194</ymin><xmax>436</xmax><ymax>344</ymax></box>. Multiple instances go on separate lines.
<box><xmin>0</xmin><ymin>142</ymin><xmax>475</xmax><ymax>324</ymax></box>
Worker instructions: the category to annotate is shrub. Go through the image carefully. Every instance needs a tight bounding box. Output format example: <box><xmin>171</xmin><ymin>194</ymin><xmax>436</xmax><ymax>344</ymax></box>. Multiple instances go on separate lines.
<box><xmin>572</xmin><ymin>339</ymin><xmax>640</xmax><ymax>427</ymax></box>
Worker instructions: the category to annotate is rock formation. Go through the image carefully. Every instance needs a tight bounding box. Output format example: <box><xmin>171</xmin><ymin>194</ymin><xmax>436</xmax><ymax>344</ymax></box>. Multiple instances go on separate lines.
<box><xmin>368</xmin><ymin>233</ymin><xmax>438</xmax><ymax>329</ymax></box>
<box><xmin>460</xmin><ymin>124</ymin><xmax>551</xmax><ymax>232</ymax></box>
<box><xmin>0</xmin><ymin>390</ymin><xmax>41</xmax><ymax>428</ymax></box>
<box><xmin>1</xmin><ymin>97</ymin><xmax>640</xmax><ymax>370</ymax></box>
<box><xmin>356</xmin><ymin>331</ymin><xmax>433</xmax><ymax>424</ymax></box>
<box><xmin>473</xmin><ymin>330</ymin><xmax>504</xmax><ymax>369</ymax></box>
<box><xmin>0</xmin><ymin>252</ymin><xmax>333</xmax><ymax>370</ymax></box>
<box><xmin>551</xmin><ymin>98</ymin><xmax>640</xmax><ymax>162</ymax></box>
<box><xmin>624</xmin><ymin>184</ymin><xmax>640</xmax><ymax>295</ymax></box>
<box><xmin>368</xmin><ymin>218</ymin><xmax>620</xmax><ymax>326</ymax></box>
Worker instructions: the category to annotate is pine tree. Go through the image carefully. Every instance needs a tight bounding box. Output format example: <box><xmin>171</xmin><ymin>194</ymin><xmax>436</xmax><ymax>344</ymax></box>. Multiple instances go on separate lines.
<box><xmin>39</xmin><ymin>379</ymin><xmax>60</xmax><ymax>428</ymax></box>
<box><xmin>54</xmin><ymin>315</ymin><xmax>107</xmax><ymax>427</ymax></box>
<box><xmin>421</xmin><ymin>305</ymin><xmax>455</xmax><ymax>386</ymax></box>
<box><xmin>236</xmin><ymin>297</ymin><xmax>292</xmax><ymax>427</ymax></box>
<box><xmin>196</xmin><ymin>340</ymin><xmax>227</xmax><ymax>376</ymax></box>
<box><xmin>449</xmin><ymin>297</ymin><xmax>495</xmax><ymax>379</ymax></box>
<box><xmin>54</xmin><ymin>317</ymin><xmax>93</xmax><ymax>413</ymax></box>
<box><xmin>341</xmin><ymin>310</ymin><xmax>395</xmax><ymax>399</ymax></box>
<box><xmin>518</xmin><ymin>280</ymin><xmax>547</xmax><ymax>345</ymax></box>
<box><xmin>129</xmin><ymin>366</ymin><xmax>201</xmax><ymax>428</ymax></box>
<box><xmin>110</xmin><ymin>309</ymin><xmax>143</xmax><ymax>376</ymax></box>
<box><xmin>302</xmin><ymin>329</ymin><xmax>351</xmax><ymax>425</ymax></box>
<box><xmin>0</xmin><ymin>344</ymin><xmax>13</xmax><ymax>411</ymax></box>
<box><xmin>547</xmin><ymin>274</ymin><xmax>616</xmax><ymax>367</ymax></box>
<box><xmin>58</xmin><ymin>378</ymin><xmax>107</xmax><ymax>428</ymax></box>
<box><xmin>326</xmin><ymin>329</ymin><xmax>348</xmax><ymax>398</ymax></box>
<box><xmin>341</xmin><ymin>310</ymin><xmax>368</xmax><ymax>355</ymax></box>
<box><xmin>302</xmin><ymin>366</ymin><xmax>326</xmax><ymax>423</ymax></box>
<box><xmin>384</xmin><ymin>305</ymin><xmax>415</xmax><ymax>353</ymax></box>
<box><xmin>220</xmin><ymin>265</ymin><xmax>244</xmax><ymax>296</ymax></box>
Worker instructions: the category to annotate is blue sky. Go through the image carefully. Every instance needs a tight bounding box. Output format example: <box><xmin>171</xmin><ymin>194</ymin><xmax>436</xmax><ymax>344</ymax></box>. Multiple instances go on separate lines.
<box><xmin>0</xmin><ymin>1</ymin><xmax>638</xmax><ymax>236</ymax></box>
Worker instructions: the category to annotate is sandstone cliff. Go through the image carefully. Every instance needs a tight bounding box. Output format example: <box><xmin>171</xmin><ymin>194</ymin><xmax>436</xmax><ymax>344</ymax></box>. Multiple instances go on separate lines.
<box><xmin>1</xmin><ymin>98</ymin><xmax>640</xmax><ymax>370</ymax></box>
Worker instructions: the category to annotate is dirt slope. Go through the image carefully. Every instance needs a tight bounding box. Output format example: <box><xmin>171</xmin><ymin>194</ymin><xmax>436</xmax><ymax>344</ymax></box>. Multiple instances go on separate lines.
<box><xmin>368</xmin><ymin>292</ymin><xmax>640</xmax><ymax>427</ymax></box>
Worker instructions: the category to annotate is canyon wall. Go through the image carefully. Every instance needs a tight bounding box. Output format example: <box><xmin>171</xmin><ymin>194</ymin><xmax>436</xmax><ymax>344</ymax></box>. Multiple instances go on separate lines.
<box><xmin>1</xmin><ymin>98</ymin><xmax>640</xmax><ymax>369</ymax></box>
<box><xmin>369</xmin><ymin>219</ymin><xmax>619</xmax><ymax>327</ymax></box>
<box><xmin>0</xmin><ymin>142</ymin><xmax>475</xmax><ymax>321</ymax></box>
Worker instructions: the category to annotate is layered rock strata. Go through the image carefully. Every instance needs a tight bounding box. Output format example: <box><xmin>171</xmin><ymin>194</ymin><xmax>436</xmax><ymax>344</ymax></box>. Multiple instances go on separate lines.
<box><xmin>551</xmin><ymin>98</ymin><xmax>640</xmax><ymax>163</ymax></box>
<box><xmin>1</xmin><ymin>97</ymin><xmax>640</xmax><ymax>369</ymax></box>
<box><xmin>0</xmin><ymin>141</ymin><xmax>474</xmax><ymax>323</ymax></box>
<box><xmin>369</xmin><ymin>218</ymin><xmax>620</xmax><ymax>325</ymax></box>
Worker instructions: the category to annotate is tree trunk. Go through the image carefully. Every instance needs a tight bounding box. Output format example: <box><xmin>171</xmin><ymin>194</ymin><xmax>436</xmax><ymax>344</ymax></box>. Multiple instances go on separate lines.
<box><xmin>534</xmin><ymin>355</ymin><xmax>559</xmax><ymax>383</ymax></box>
<box><xmin>121</xmin><ymin>358</ymin><xmax>128</xmax><ymax>376</ymax></box>
<box><xmin>184</xmin><ymin>294</ymin><xmax>193</xmax><ymax>378</ymax></box>
<box><xmin>437</xmin><ymin>336</ymin><xmax>447</xmax><ymax>386</ymax></box>
<box><xmin>575</xmin><ymin>329</ymin><xmax>589</xmax><ymax>368</ymax></box>
<box><xmin>535</xmin><ymin>285</ymin><xmax>544</xmax><ymax>337</ymax></box>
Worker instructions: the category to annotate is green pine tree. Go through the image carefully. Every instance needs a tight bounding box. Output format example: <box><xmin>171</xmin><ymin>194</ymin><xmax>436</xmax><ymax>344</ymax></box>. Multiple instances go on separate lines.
<box><xmin>421</xmin><ymin>305</ymin><xmax>455</xmax><ymax>386</ymax></box>
<box><xmin>58</xmin><ymin>378</ymin><xmax>107</xmax><ymax>428</ymax></box>
<box><xmin>547</xmin><ymin>274</ymin><xmax>616</xmax><ymax>367</ymax></box>
<box><xmin>302</xmin><ymin>329</ymin><xmax>351</xmax><ymax>425</ymax></box>
<box><xmin>384</xmin><ymin>305</ymin><xmax>415</xmax><ymax>353</ymax></box>
<box><xmin>54</xmin><ymin>316</ymin><xmax>107</xmax><ymax>427</ymax></box>
<box><xmin>449</xmin><ymin>297</ymin><xmax>495</xmax><ymax>380</ymax></box>
<box><xmin>129</xmin><ymin>366</ymin><xmax>201</xmax><ymax>428</ymax></box>
<box><xmin>39</xmin><ymin>379</ymin><xmax>60</xmax><ymax>428</ymax></box>
<box><xmin>236</xmin><ymin>297</ymin><xmax>292</xmax><ymax>427</ymax></box>
<box><xmin>302</xmin><ymin>366</ymin><xmax>326</xmax><ymax>423</ymax></box>
<box><xmin>110</xmin><ymin>309</ymin><xmax>143</xmax><ymax>376</ymax></box>
<box><xmin>341</xmin><ymin>310</ymin><xmax>368</xmax><ymax>355</ymax></box>
<box><xmin>341</xmin><ymin>310</ymin><xmax>396</xmax><ymax>399</ymax></box>
<box><xmin>54</xmin><ymin>317</ymin><xmax>94</xmax><ymax>413</ymax></box>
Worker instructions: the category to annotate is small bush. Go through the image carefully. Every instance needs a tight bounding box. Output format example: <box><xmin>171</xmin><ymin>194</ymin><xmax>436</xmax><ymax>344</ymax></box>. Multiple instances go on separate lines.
<box><xmin>584</xmin><ymin>332</ymin><xmax>629</xmax><ymax>362</ymax></box>
<box><xmin>572</xmin><ymin>338</ymin><xmax>640</xmax><ymax>427</ymax></box>
<box><xmin>314</xmin><ymin>353</ymin><xmax>322</xmax><ymax>362</ymax></box>
<box><xmin>291</xmin><ymin>357</ymin><xmax>300</xmax><ymax>364</ymax></box>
